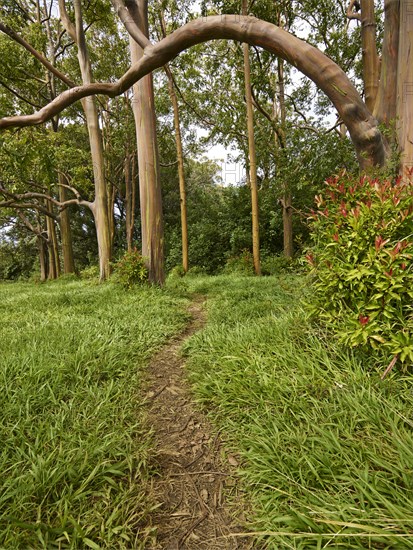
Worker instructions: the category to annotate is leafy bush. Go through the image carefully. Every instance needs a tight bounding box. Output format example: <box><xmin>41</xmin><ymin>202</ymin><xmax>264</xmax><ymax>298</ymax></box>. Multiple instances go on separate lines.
<box><xmin>79</xmin><ymin>264</ymin><xmax>100</xmax><ymax>280</ymax></box>
<box><xmin>185</xmin><ymin>266</ymin><xmax>207</xmax><ymax>277</ymax></box>
<box><xmin>113</xmin><ymin>249</ymin><xmax>148</xmax><ymax>288</ymax></box>
<box><xmin>168</xmin><ymin>265</ymin><xmax>186</xmax><ymax>278</ymax></box>
<box><xmin>307</xmin><ymin>170</ymin><xmax>413</xmax><ymax>372</ymax></box>
<box><xmin>223</xmin><ymin>249</ymin><xmax>255</xmax><ymax>275</ymax></box>
<box><xmin>260</xmin><ymin>253</ymin><xmax>295</xmax><ymax>275</ymax></box>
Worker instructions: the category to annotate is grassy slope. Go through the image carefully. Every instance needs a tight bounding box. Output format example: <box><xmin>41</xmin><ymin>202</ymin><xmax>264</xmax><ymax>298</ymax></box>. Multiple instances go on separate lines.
<box><xmin>0</xmin><ymin>279</ymin><xmax>188</xmax><ymax>549</ymax></box>
<box><xmin>181</xmin><ymin>275</ymin><xmax>413</xmax><ymax>549</ymax></box>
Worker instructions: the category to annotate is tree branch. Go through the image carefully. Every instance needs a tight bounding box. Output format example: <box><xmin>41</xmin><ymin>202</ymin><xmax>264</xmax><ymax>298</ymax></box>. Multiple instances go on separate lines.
<box><xmin>347</xmin><ymin>0</ymin><xmax>361</xmax><ymax>20</ymax></box>
<box><xmin>0</xmin><ymin>21</ymin><xmax>76</xmax><ymax>88</ymax></box>
<box><xmin>58</xmin><ymin>0</ymin><xmax>77</xmax><ymax>42</ymax></box>
<box><xmin>17</xmin><ymin>210</ymin><xmax>49</xmax><ymax>241</ymax></box>
<box><xmin>110</xmin><ymin>0</ymin><xmax>150</xmax><ymax>49</ymax></box>
<box><xmin>0</xmin><ymin>15</ymin><xmax>385</xmax><ymax>167</ymax></box>
<box><xmin>0</xmin><ymin>77</ymin><xmax>41</xmax><ymax>108</ymax></box>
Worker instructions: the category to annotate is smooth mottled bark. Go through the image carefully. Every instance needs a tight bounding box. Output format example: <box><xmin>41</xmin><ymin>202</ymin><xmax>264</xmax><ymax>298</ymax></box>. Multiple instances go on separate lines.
<box><xmin>242</xmin><ymin>0</ymin><xmax>260</xmax><ymax>275</ymax></box>
<box><xmin>164</xmin><ymin>64</ymin><xmax>189</xmax><ymax>273</ymax></box>
<box><xmin>46</xmin><ymin>204</ymin><xmax>59</xmax><ymax>279</ymax></box>
<box><xmin>397</xmin><ymin>0</ymin><xmax>413</xmax><ymax>176</ymax></box>
<box><xmin>58</xmin><ymin>174</ymin><xmax>75</xmax><ymax>274</ymax></box>
<box><xmin>243</xmin><ymin>42</ymin><xmax>261</xmax><ymax>274</ymax></box>
<box><xmin>124</xmin><ymin>148</ymin><xmax>136</xmax><ymax>252</ymax></box>
<box><xmin>373</xmin><ymin>0</ymin><xmax>400</xmax><ymax>126</ymax></box>
<box><xmin>361</xmin><ymin>0</ymin><xmax>380</xmax><ymax>112</ymax></box>
<box><xmin>59</xmin><ymin>0</ymin><xmax>111</xmax><ymax>281</ymax></box>
<box><xmin>128</xmin><ymin>0</ymin><xmax>164</xmax><ymax>284</ymax></box>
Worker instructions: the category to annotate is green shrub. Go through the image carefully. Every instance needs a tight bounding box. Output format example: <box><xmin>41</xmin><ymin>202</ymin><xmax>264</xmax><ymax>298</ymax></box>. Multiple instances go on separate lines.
<box><xmin>260</xmin><ymin>253</ymin><xmax>295</xmax><ymax>275</ymax></box>
<box><xmin>79</xmin><ymin>264</ymin><xmax>100</xmax><ymax>280</ymax></box>
<box><xmin>223</xmin><ymin>249</ymin><xmax>255</xmax><ymax>275</ymax></box>
<box><xmin>306</xmin><ymin>170</ymin><xmax>413</xmax><ymax>373</ymax></box>
<box><xmin>186</xmin><ymin>266</ymin><xmax>208</xmax><ymax>277</ymax></box>
<box><xmin>113</xmin><ymin>249</ymin><xmax>148</xmax><ymax>288</ymax></box>
<box><xmin>169</xmin><ymin>265</ymin><xmax>186</xmax><ymax>278</ymax></box>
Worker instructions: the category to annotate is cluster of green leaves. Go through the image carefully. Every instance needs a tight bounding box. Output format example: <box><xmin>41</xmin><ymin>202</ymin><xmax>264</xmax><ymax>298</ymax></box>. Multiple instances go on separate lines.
<box><xmin>0</xmin><ymin>279</ymin><xmax>188</xmax><ymax>548</ymax></box>
<box><xmin>180</xmin><ymin>274</ymin><xmax>413</xmax><ymax>548</ymax></box>
<box><xmin>223</xmin><ymin>249</ymin><xmax>255</xmax><ymax>275</ymax></box>
<box><xmin>307</xmin><ymin>171</ymin><xmax>413</xmax><ymax>369</ymax></box>
<box><xmin>113</xmin><ymin>249</ymin><xmax>148</xmax><ymax>288</ymax></box>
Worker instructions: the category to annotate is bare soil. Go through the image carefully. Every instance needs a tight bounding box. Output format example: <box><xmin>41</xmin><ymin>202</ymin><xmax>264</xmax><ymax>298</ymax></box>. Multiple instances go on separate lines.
<box><xmin>144</xmin><ymin>296</ymin><xmax>254</xmax><ymax>549</ymax></box>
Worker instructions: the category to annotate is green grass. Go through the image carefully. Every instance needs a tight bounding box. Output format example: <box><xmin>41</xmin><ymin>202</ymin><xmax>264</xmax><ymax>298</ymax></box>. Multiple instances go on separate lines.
<box><xmin>181</xmin><ymin>274</ymin><xmax>413</xmax><ymax>549</ymax></box>
<box><xmin>0</xmin><ymin>279</ymin><xmax>188</xmax><ymax>549</ymax></box>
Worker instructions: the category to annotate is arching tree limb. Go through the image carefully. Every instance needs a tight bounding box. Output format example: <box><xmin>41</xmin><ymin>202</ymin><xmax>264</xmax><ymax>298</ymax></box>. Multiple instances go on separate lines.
<box><xmin>0</xmin><ymin>15</ymin><xmax>386</xmax><ymax>168</ymax></box>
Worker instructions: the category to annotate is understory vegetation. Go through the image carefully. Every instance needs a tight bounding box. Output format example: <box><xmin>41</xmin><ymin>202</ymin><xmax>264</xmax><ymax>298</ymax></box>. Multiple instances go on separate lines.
<box><xmin>181</xmin><ymin>275</ymin><xmax>413</xmax><ymax>549</ymax></box>
<box><xmin>0</xmin><ymin>280</ymin><xmax>188</xmax><ymax>549</ymax></box>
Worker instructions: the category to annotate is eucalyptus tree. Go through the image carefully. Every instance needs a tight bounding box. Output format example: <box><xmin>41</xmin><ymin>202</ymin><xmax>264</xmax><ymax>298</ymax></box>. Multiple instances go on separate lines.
<box><xmin>1</xmin><ymin>1</ymin><xmax>412</xmax><ymax>282</ymax></box>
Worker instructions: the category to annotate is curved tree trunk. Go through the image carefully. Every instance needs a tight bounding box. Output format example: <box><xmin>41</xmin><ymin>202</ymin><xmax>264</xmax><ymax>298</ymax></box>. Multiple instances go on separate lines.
<box><xmin>0</xmin><ymin>15</ymin><xmax>388</xmax><ymax>168</ymax></box>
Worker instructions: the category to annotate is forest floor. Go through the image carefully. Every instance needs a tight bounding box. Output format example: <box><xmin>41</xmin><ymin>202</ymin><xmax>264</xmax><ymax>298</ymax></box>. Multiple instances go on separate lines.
<box><xmin>144</xmin><ymin>295</ymin><xmax>253</xmax><ymax>549</ymax></box>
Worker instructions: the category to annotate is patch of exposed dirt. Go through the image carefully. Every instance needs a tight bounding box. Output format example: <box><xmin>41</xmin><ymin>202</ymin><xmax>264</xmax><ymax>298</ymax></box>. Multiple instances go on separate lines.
<box><xmin>144</xmin><ymin>295</ymin><xmax>253</xmax><ymax>549</ymax></box>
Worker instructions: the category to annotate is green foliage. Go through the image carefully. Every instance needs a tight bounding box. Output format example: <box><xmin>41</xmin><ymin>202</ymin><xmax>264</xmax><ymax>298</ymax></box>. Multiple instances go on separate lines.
<box><xmin>79</xmin><ymin>264</ymin><xmax>100</xmax><ymax>280</ymax></box>
<box><xmin>0</xmin><ymin>238</ymin><xmax>37</xmax><ymax>280</ymax></box>
<box><xmin>260</xmin><ymin>252</ymin><xmax>295</xmax><ymax>275</ymax></box>
<box><xmin>0</xmin><ymin>279</ymin><xmax>188</xmax><ymax>548</ymax></box>
<box><xmin>223</xmin><ymin>249</ymin><xmax>255</xmax><ymax>275</ymax></box>
<box><xmin>182</xmin><ymin>274</ymin><xmax>413</xmax><ymax>548</ymax></box>
<box><xmin>307</xmin><ymin>171</ymin><xmax>413</xmax><ymax>370</ymax></box>
<box><xmin>113</xmin><ymin>249</ymin><xmax>148</xmax><ymax>288</ymax></box>
<box><xmin>168</xmin><ymin>264</ymin><xmax>186</xmax><ymax>278</ymax></box>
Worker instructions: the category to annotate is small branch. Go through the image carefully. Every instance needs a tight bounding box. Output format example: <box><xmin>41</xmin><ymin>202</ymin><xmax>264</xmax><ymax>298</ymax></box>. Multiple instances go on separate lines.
<box><xmin>17</xmin><ymin>210</ymin><xmax>49</xmax><ymax>241</ymax></box>
<box><xmin>0</xmin><ymin>22</ymin><xmax>76</xmax><ymax>88</ymax></box>
<box><xmin>346</xmin><ymin>0</ymin><xmax>361</xmax><ymax>20</ymax></box>
<box><xmin>0</xmin><ymin>78</ymin><xmax>41</xmax><ymax>108</ymax></box>
<box><xmin>160</xmin><ymin>159</ymin><xmax>179</xmax><ymax>167</ymax></box>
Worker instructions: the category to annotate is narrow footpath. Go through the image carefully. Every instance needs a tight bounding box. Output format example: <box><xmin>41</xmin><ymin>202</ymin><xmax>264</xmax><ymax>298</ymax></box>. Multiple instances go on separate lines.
<box><xmin>144</xmin><ymin>296</ymin><xmax>253</xmax><ymax>549</ymax></box>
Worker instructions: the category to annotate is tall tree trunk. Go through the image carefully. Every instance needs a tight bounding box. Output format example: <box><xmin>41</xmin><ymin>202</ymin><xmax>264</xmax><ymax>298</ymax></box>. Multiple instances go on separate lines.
<box><xmin>373</xmin><ymin>0</ymin><xmax>400</xmax><ymax>126</ymax></box>
<box><xmin>59</xmin><ymin>0</ymin><xmax>111</xmax><ymax>281</ymax></box>
<box><xmin>160</xmin><ymin>13</ymin><xmax>188</xmax><ymax>273</ymax></box>
<box><xmin>108</xmin><ymin>183</ymin><xmax>116</xmax><ymax>252</ymax></box>
<box><xmin>397</xmin><ymin>0</ymin><xmax>413</xmax><ymax>176</ymax></box>
<box><xmin>164</xmin><ymin>64</ymin><xmax>189</xmax><ymax>273</ymax></box>
<box><xmin>58</xmin><ymin>173</ymin><xmax>75</xmax><ymax>274</ymax></box>
<box><xmin>46</xmin><ymin>214</ymin><xmax>57</xmax><ymax>279</ymax></box>
<box><xmin>38</xmin><ymin>232</ymin><xmax>48</xmax><ymax>281</ymax></box>
<box><xmin>124</xmin><ymin>96</ymin><xmax>136</xmax><ymax>252</ymax></box>
<box><xmin>361</xmin><ymin>0</ymin><xmax>380</xmax><ymax>112</ymax></box>
<box><xmin>242</xmin><ymin>0</ymin><xmax>260</xmax><ymax>275</ymax></box>
<box><xmin>124</xmin><ymin>150</ymin><xmax>136</xmax><ymax>252</ymax></box>
<box><xmin>277</xmin><ymin>58</ymin><xmax>293</xmax><ymax>259</ymax></box>
<box><xmin>129</xmin><ymin>0</ymin><xmax>164</xmax><ymax>284</ymax></box>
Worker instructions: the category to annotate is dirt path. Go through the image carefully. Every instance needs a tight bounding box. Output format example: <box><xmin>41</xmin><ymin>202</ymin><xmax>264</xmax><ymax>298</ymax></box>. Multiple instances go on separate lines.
<box><xmin>144</xmin><ymin>296</ymin><xmax>253</xmax><ymax>549</ymax></box>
